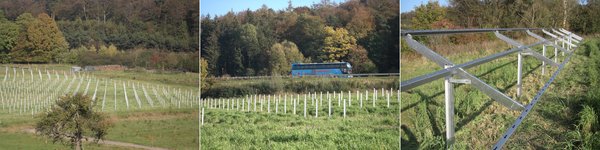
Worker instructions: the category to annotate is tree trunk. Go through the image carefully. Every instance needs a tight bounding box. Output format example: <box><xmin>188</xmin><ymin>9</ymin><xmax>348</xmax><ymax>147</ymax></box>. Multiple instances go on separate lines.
<box><xmin>74</xmin><ymin>139</ymin><xmax>81</xmax><ymax>150</ymax></box>
<box><xmin>563</xmin><ymin>0</ymin><xmax>567</xmax><ymax>29</ymax></box>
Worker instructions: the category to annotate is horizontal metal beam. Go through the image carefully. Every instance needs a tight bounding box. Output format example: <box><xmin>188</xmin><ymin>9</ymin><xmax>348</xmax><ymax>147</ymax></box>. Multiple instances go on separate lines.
<box><xmin>559</xmin><ymin>28</ymin><xmax>583</xmax><ymax>41</ymax></box>
<box><xmin>553</xmin><ymin>29</ymin><xmax>581</xmax><ymax>43</ymax></box>
<box><xmin>526</xmin><ymin>30</ymin><xmax>570</xmax><ymax>53</ymax></box>
<box><xmin>405</xmin><ymin>33</ymin><xmax>525</xmax><ymax>110</ymax></box>
<box><xmin>495</xmin><ymin>32</ymin><xmax>560</xmax><ymax>66</ymax></box>
<box><xmin>401</xmin><ymin>40</ymin><xmax>547</xmax><ymax>92</ymax></box>
<box><xmin>547</xmin><ymin>29</ymin><xmax>578</xmax><ymax>47</ymax></box>
<box><xmin>401</xmin><ymin>28</ymin><xmax>542</xmax><ymax>36</ymax></box>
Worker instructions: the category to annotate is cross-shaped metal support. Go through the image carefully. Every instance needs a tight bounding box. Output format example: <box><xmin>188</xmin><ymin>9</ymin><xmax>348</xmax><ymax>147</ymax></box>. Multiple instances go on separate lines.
<box><xmin>404</xmin><ymin>34</ymin><xmax>525</xmax><ymax>148</ymax></box>
<box><xmin>402</xmin><ymin>29</ymin><xmax>579</xmax><ymax>149</ymax></box>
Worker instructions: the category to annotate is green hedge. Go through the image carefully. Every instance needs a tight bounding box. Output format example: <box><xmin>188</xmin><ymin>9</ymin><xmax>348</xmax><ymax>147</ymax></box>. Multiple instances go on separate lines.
<box><xmin>202</xmin><ymin>78</ymin><xmax>399</xmax><ymax>98</ymax></box>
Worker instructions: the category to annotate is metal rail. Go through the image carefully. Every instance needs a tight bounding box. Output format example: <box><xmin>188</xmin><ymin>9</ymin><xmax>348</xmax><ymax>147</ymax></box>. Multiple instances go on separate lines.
<box><xmin>400</xmin><ymin>28</ymin><xmax>582</xmax><ymax>149</ymax></box>
<box><xmin>493</xmin><ymin>41</ymin><xmax>578</xmax><ymax>150</ymax></box>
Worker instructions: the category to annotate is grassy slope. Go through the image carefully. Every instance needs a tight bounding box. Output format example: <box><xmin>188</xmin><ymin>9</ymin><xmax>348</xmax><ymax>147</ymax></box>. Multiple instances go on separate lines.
<box><xmin>401</xmin><ymin>38</ymin><xmax>589</xmax><ymax>149</ymax></box>
<box><xmin>201</xmin><ymin>94</ymin><xmax>399</xmax><ymax>149</ymax></box>
<box><xmin>0</xmin><ymin>64</ymin><xmax>199</xmax><ymax>149</ymax></box>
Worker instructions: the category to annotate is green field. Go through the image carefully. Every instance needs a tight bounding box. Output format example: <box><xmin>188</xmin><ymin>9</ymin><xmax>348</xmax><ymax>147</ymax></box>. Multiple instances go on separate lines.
<box><xmin>401</xmin><ymin>37</ymin><xmax>596</xmax><ymax>149</ymax></box>
<box><xmin>200</xmin><ymin>88</ymin><xmax>399</xmax><ymax>149</ymax></box>
<box><xmin>0</xmin><ymin>64</ymin><xmax>199</xmax><ymax>149</ymax></box>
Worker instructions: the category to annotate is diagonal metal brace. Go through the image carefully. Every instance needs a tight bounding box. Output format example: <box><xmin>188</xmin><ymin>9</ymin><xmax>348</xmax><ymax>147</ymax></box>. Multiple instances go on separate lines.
<box><xmin>526</xmin><ymin>30</ymin><xmax>570</xmax><ymax>53</ymax></box>
<box><xmin>404</xmin><ymin>35</ymin><xmax>525</xmax><ymax>110</ymax></box>
<box><xmin>553</xmin><ymin>29</ymin><xmax>581</xmax><ymax>43</ymax></box>
<box><xmin>543</xmin><ymin>29</ymin><xmax>577</xmax><ymax>47</ymax></box>
<box><xmin>495</xmin><ymin>32</ymin><xmax>560</xmax><ymax>66</ymax></box>
<box><xmin>559</xmin><ymin>28</ymin><xmax>583</xmax><ymax>41</ymax></box>
<box><xmin>455</xmin><ymin>69</ymin><xmax>524</xmax><ymax>110</ymax></box>
<box><xmin>404</xmin><ymin>34</ymin><xmax>454</xmax><ymax>67</ymax></box>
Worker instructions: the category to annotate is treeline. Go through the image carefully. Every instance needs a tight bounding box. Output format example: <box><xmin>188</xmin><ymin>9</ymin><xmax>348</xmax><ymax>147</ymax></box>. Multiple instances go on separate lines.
<box><xmin>201</xmin><ymin>0</ymin><xmax>399</xmax><ymax>77</ymax></box>
<box><xmin>0</xmin><ymin>0</ymin><xmax>199</xmax><ymax>72</ymax></box>
<box><xmin>401</xmin><ymin>0</ymin><xmax>600</xmax><ymax>52</ymax></box>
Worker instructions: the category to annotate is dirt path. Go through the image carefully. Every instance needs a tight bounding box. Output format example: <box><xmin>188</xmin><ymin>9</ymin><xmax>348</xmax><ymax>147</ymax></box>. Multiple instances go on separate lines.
<box><xmin>23</xmin><ymin>129</ymin><xmax>170</xmax><ymax>150</ymax></box>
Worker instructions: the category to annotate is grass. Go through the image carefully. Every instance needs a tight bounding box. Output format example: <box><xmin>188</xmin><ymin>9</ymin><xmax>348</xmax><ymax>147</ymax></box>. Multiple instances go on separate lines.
<box><xmin>0</xmin><ymin>64</ymin><xmax>198</xmax><ymax>149</ymax></box>
<box><xmin>106</xmin><ymin>109</ymin><xmax>199</xmax><ymax>150</ymax></box>
<box><xmin>205</xmin><ymin>76</ymin><xmax>399</xmax><ymax>98</ymax></box>
<box><xmin>401</xmin><ymin>36</ymin><xmax>585</xmax><ymax>149</ymax></box>
<box><xmin>0</xmin><ymin>131</ymin><xmax>134</xmax><ymax>150</ymax></box>
<box><xmin>201</xmin><ymin>92</ymin><xmax>399</xmax><ymax>149</ymax></box>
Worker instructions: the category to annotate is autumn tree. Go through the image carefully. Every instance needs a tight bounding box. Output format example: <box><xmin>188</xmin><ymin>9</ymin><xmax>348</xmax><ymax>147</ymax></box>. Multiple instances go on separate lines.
<box><xmin>344</xmin><ymin>1</ymin><xmax>374</xmax><ymax>39</ymax></box>
<box><xmin>412</xmin><ymin>1</ymin><xmax>447</xmax><ymax>29</ymax></box>
<box><xmin>267</xmin><ymin>40</ymin><xmax>304</xmax><ymax>75</ymax></box>
<box><xmin>0</xmin><ymin>11</ymin><xmax>19</xmax><ymax>63</ymax></box>
<box><xmin>286</xmin><ymin>14</ymin><xmax>326</xmax><ymax>62</ymax></box>
<box><xmin>281</xmin><ymin>40</ymin><xmax>304</xmax><ymax>64</ymax></box>
<box><xmin>268</xmin><ymin>42</ymin><xmax>287</xmax><ymax>75</ymax></box>
<box><xmin>347</xmin><ymin>45</ymin><xmax>376</xmax><ymax>73</ymax></box>
<box><xmin>200</xmin><ymin>58</ymin><xmax>209</xmax><ymax>89</ymax></box>
<box><xmin>36</xmin><ymin>94</ymin><xmax>112</xmax><ymax>150</ymax></box>
<box><xmin>12</xmin><ymin>13</ymin><xmax>68</xmax><ymax>63</ymax></box>
<box><xmin>322</xmin><ymin>26</ymin><xmax>356</xmax><ymax>62</ymax></box>
<box><xmin>99</xmin><ymin>44</ymin><xmax>118</xmax><ymax>57</ymax></box>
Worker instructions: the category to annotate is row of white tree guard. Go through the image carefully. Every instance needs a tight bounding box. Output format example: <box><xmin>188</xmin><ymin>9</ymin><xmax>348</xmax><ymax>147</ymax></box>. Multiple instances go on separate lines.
<box><xmin>0</xmin><ymin>66</ymin><xmax>199</xmax><ymax>116</ymax></box>
<box><xmin>1</xmin><ymin>66</ymin><xmax>400</xmax><ymax>123</ymax></box>
<box><xmin>200</xmin><ymin>88</ymin><xmax>400</xmax><ymax>125</ymax></box>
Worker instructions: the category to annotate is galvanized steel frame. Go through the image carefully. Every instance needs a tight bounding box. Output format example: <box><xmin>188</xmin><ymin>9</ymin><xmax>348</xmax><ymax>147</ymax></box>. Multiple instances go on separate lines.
<box><xmin>400</xmin><ymin>28</ymin><xmax>583</xmax><ymax>149</ymax></box>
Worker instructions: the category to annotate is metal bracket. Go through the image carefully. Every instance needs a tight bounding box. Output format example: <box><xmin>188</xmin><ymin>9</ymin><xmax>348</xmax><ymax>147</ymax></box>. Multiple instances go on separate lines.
<box><xmin>450</xmin><ymin>78</ymin><xmax>471</xmax><ymax>84</ymax></box>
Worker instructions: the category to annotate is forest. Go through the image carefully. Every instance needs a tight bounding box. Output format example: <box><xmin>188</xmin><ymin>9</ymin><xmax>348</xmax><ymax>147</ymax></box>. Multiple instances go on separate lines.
<box><xmin>0</xmin><ymin>0</ymin><xmax>200</xmax><ymax>72</ymax></box>
<box><xmin>401</xmin><ymin>0</ymin><xmax>600</xmax><ymax>51</ymax></box>
<box><xmin>200</xmin><ymin>0</ymin><xmax>399</xmax><ymax>77</ymax></box>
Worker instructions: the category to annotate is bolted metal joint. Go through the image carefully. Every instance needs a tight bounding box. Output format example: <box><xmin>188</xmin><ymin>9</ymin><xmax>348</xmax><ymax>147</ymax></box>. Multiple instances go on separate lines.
<box><xmin>450</xmin><ymin>78</ymin><xmax>471</xmax><ymax>84</ymax></box>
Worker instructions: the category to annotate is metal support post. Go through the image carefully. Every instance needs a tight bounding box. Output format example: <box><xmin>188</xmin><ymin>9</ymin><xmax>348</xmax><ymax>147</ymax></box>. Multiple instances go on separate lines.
<box><xmin>517</xmin><ymin>51</ymin><xmax>522</xmax><ymax>98</ymax></box>
<box><xmin>555</xmin><ymin>41</ymin><xmax>558</xmax><ymax>62</ymax></box>
<box><xmin>542</xmin><ymin>44</ymin><xmax>546</xmax><ymax>75</ymax></box>
<box><xmin>444</xmin><ymin>64</ymin><xmax>455</xmax><ymax>147</ymax></box>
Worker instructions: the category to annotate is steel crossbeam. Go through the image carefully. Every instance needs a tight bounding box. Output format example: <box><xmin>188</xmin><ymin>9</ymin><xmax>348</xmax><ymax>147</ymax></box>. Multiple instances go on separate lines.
<box><xmin>493</xmin><ymin>30</ymin><xmax>583</xmax><ymax>150</ymax></box>
<box><xmin>401</xmin><ymin>28</ymin><xmax>581</xmax><ymax>149</ymax></box>
<box><xmin>543</xmin><ymin>29</ymin><xmax>577</xmax><ymax>48</ymax></box>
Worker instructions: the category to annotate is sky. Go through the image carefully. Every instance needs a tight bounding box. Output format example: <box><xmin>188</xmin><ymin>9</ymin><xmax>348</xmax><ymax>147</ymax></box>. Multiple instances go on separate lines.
<box><xmin>401</xmin><ymin>0</ymin><xmax>448</xmax><ymax>13</ymax></box>
<box><xmin>201</xmin><ymin>0</ymin><xmax>348</xmax><ymax>17</ymax></box>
